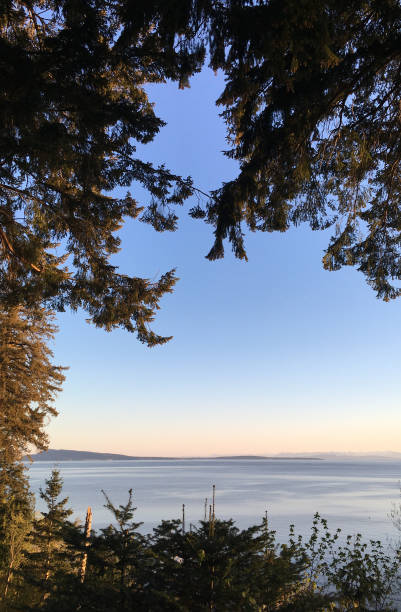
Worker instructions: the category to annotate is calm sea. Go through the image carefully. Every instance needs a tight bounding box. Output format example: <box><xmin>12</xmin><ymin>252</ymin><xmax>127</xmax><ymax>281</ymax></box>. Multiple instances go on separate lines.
<box><xmin>26</xmin><ymin>458</ymin><xmax>401</xmax><ymax>543</ymax></box>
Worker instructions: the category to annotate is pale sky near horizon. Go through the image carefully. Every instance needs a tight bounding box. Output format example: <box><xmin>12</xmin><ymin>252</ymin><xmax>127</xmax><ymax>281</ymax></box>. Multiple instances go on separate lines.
<box><xmin>47</xmin><ymin>69</ymin><xmax>401</xmax><ymax>457</ymax></box>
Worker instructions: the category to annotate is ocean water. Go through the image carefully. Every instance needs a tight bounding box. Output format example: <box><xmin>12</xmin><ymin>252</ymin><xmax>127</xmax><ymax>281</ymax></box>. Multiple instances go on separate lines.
<box><xmin>26</xmin><ymin>458</ymin><xmax>401</xmax><ymax>544</ymax></box>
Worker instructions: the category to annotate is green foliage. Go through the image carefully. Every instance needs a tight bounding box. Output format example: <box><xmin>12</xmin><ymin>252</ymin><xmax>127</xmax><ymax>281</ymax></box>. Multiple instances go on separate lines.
<box><xmin>147</xmin><ymin>518</ymin><xmax>267</xmax><ymax>610</ymax></box>
<box><xmin>0</xmin><ymin>305</ymin><xmax>65</xmax><ymax>462</ymax></box>
<box><xmin>0</xmin><ymin>458</ymin><xmax>33</xmax><ymax>610</ymax></box>
<box><xmin>81</xmin><ymin>489</ymin><xmax>147</xmax><ymax>611</ymax></box>
<box><xmin>36</xmin><ymin>488</ymin><xmax>150</xmax><ymax>612</ymax></box>
<box><xmin>4</xmin><ymin>0</ymin><xmax>401</xmax><ymax>336</ymax></box>
<box><xmin>144</xmin><ymin>515</ymin><xmax>332</xmax><ymax>611</ymax></box>
<box><xmin>324</xmin><ymin>534</ymin><xmax>401</xmax><ymax>611</ymax></box>
<box><xmin>0</xmin><ymin>0</ymin><xmax>203</xmax><ymax>345</ymax></box>
<box><xmin>23</xmin><ymin>469</ymin><xmax>75</xmax><ymax>608</ymax></box>
<box><xmin>288</xmin><ymin>514</ymin><xmax>401</xmax><ymax>611</ymax></box>
<box><xmin>198</xmin><ymin>0</ymin><xmax>401</xmax><ymax>302</ymax></box>
<box><xmin>14</xmin><ymin>482</ymin><xmax>400</xmax><ymax>612</ymax></box>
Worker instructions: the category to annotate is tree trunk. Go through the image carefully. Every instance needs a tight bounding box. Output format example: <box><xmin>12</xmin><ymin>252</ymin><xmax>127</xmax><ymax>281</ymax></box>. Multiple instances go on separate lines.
<box><xmin>80</xmin><ymin>506</ymin><xmax>92</xmax><ymax>583</ymax></box>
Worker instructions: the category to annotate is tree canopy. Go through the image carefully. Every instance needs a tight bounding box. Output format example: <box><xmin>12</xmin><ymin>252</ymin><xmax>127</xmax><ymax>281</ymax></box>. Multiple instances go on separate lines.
<box><xmin>1</xmin><ymin>0</ymin><xmax>401</xmax><ymax>348</ymax></box>
<box><xmin>200</xmin><ymin>0</ymin><xmax>401</xmax><ymax>303</ymax></box>
<box><xmin>0</xmin><ymin>0</ymin><xmax>202</xmax><ymax>345</ymax></box>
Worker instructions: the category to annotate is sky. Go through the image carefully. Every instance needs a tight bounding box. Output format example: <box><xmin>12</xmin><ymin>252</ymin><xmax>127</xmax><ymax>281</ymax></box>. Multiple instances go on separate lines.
<box><xmin>47</xmin><ymin>68</ymin><xmax>401</xmax><ymax>457</ymax></box>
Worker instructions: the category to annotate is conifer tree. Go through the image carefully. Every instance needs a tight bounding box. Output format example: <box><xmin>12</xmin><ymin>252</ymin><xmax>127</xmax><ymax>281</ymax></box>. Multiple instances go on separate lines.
<box><xmin>46</xmin><ymin>489</ymin><xmax>149</xmax><ymax>612</ymax></box>
<box><xmin>25</xmin><ymin>469</ymin><xmax>74</xmax><ymax>607</ymax></box>
<box><xmin>147</xmin><ymin>515</ymin><xmax>331</xmax><ymax>611</ymax></box>
<box><xmin>20</xmin><ymin>489</ymin><xmax>401</xmax><ymax>611</ymax></box>
<box><xmin>0</xmin><ymin>306</ymin><xmax>65</xmax><ymax>463</ymax></box>
<box><xmin>3</xmin><ymin>1</ymin><xmax>401</xmax><ymax>324</ymax></box>
<box><xmin>0</xmin><ymin>0</ymin><xmax>203</xmax><ymax>344</ymax></box>
<box><xmin>82</xmin><ymin>489</ymin><xmax>147</xmax><ymax>611</ymax></box>
<box><xmin>192</xmin><ymin>0</ymin><xmax>401</xmax><ymax>301</ymax></box>
<box><xmin>3</xmin><ymin>0</ymin><xmax>401</xmax><ymax>327</ymax></box>
<box><xmin>0</xmin><ymin>307</ymin><xmax>64</xmax><ymax>608</ymax></box>
<box><xmin>0</xmin><ymin>458</ymin><xmax>33</xmax><ymax>611</ymax></box>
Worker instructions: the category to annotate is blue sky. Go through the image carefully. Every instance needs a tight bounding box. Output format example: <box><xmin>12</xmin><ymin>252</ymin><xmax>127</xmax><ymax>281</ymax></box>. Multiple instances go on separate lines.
<box><xmin>48</xmin><ymin>69</ymin><xmax>401</xmax><ymax>456</ymax></box>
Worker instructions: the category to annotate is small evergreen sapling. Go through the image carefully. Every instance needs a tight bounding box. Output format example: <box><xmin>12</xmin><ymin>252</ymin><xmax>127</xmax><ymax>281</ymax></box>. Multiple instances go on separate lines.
<box><xmin>26</xmin><ymin>469</ymin><xmax>73</xmax><ymax>606</ymax></box>
<box><xmin>73</xmin><ymin>489</ymin><xmax>147</xmax><ymax>612</ymax></box>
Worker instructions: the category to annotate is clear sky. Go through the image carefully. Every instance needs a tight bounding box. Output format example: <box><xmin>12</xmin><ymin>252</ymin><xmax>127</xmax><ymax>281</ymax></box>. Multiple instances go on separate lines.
<box><xmin>48</xmin><ymin>69</ymin><xmax>401</xmax><ymax>457</ymax></box>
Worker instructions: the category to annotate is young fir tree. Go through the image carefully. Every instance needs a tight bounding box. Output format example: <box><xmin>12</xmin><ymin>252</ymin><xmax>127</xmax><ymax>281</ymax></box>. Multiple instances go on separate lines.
<box><xmin>88</xmin><ymin>489</ymin><xmax>147</xmax><ymax>611</ymax></box>
<box><xmin>24</xmin><ymin>469</ymin><xmax>74</xmax><ymax>608</ymax></box>
<box><xmin>46</xmin><ymin>489</ymin><xmax>149</xmax><ymax>612</ymax></box>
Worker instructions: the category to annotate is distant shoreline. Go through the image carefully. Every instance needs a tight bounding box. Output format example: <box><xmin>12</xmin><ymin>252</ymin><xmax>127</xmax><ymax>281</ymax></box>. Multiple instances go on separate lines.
<box><xmin>25</xmin><ymin>449</ymin><xmax>323</xmax><ymax>462</ymax></box>
<box><xmin>25</xmin><ymin>449</ymin><xmax>401</xmax><ymax>463</ymax></box>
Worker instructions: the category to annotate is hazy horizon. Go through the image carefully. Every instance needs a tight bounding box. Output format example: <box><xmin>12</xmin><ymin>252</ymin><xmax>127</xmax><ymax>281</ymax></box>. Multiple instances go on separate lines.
<box><xmin>36</xmin><ymin>448</ymin><xmax>401</xmax><ymax>459</ymax></box>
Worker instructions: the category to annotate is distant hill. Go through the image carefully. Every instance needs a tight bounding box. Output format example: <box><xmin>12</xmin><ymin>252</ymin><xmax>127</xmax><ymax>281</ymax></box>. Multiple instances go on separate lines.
<box><xmin>26</xmin><ymin>449</ymin><xmax>170</xmax><ymax>461</ymax></box>
<box><xmin>26</xmin><ymin>449</ymin><xmax>324</xmax><ymax>462</ymax></box>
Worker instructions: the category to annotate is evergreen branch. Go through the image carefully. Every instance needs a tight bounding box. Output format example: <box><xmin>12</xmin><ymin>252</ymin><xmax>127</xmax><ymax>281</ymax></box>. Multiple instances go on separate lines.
<box><xmin>0</xmin><ymin>227</ymin><xmax>41</xmax><ymax>273</ymax></box>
